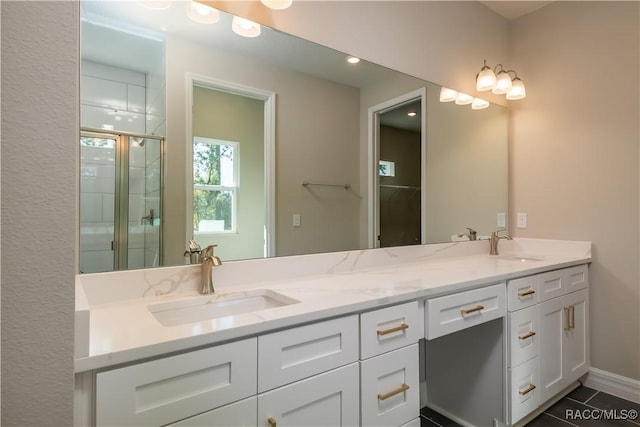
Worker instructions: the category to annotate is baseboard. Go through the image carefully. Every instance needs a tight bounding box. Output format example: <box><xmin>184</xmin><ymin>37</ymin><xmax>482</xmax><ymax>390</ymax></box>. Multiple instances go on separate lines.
<box><xmin>583</xmin><ymin>367</ymin><xmax>640</xmax><ymax>404</ymax></box>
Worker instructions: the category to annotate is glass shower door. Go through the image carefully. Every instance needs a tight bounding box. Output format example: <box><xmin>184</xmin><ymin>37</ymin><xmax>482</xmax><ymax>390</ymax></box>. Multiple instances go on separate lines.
<box><xmin>80</xmin><ymin>130</ymin><xmax>164</xmax><ymax>273</ymax></box>
<box><xmin>127</xmin><ymin>136</ymin><xmax>162</xmax><ymax>270</ymax></box>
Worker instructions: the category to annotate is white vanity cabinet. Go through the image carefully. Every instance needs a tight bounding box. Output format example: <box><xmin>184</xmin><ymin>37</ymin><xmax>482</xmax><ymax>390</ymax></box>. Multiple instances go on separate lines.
<box><xmin>538</xmin><ymin>265</ymin><xmax>589</xmax><ymax>403</ymax></box>
<box><xmin>256</xmin><ymin>315</ymin><xmax>360</xmax><ymax>427</ymax></box>
<box><xmin>359</xmin><ymin>302</ymin><xmax>422</xmax><ymax>427</ymax></box>
<box><xmin>506</xmin><ymin>276</ymin><xmax>541</xmax><ymax>425</ymax></box>
<box><xmin>505</xmin><ymin>264</ymin><xmax>589</xmax><ymax>425</ymax></box>
<box><xmin>95</xmin><ymin>338</ymin><xmax>258</xmax><ymax>427</ymax></box>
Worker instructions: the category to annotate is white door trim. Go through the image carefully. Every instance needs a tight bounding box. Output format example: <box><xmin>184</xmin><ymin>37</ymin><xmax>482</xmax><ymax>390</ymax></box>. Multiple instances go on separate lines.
<box><xmin>186</xmin><ymin>73</ymin><xmax>276</xmax><ymax>257</ymax></box>
<box><xmin>367</xmin><ymin>87</ymin><xmax>427</xmax><ymax>248</ymax></box>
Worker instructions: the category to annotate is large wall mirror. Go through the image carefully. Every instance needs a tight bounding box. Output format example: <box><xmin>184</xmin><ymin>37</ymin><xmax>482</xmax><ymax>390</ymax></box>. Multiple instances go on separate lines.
<box><xmin>79</xmin><ymin>1</ymin><xmax>508</xmax><ymax>274</ymax></box>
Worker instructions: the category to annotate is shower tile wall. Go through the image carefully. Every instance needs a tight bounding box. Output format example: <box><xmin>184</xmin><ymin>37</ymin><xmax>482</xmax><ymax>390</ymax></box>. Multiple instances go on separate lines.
<box><xmin>80</xmin><ymin>61</ymin><xmax>148</xmax><ymax>273</ymax></box>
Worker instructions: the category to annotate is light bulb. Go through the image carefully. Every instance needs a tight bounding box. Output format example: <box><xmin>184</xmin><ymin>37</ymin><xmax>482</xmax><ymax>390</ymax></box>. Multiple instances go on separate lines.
<box><xmin>232</xmin><ymin>16</ymin><xmax>261</xmax><ymax>38</ymax></box>
<box><xmin>439</xmin><ymin>87</ymin><xmax>458</xmax><ymax>102</ymax></box>
<box><xmin>455</xmin><ymin>92</ymin><xmax>473</xmax><ymax>105</ymax></box>
<box><xmin>492</xmin><ymin>71</ymin><xmax>513</xmax><ymax>94</ymax></box>
<box><xmin>471</xmin><ymin>98</ymin><xmax>490</xmax><ymax>110</ymax></box>
<box><xmin>187</xmin><ymin>1</ymin><xmax>220</xmax><ymax>24</ymax></box>
<box><xmin>476</xmin><ymin>64</ymin><xmax>496</xmax><ymax>91</ymax></box>
<box><xmin>261</xmin><ymin>0</ymin><xmax>293</xmax><ymax>10</ymax></box>
<box><xmin>506</xmin><ymin>78</ymin><xmax>526</xmax><ymax>100</ymax></box>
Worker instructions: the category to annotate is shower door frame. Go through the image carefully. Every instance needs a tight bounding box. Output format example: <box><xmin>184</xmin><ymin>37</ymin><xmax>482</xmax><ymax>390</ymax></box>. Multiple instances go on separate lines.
<box><xmin>80</xmin><ymin>128</ymin><xmax>165</xmax><ymax>272</ymax></box>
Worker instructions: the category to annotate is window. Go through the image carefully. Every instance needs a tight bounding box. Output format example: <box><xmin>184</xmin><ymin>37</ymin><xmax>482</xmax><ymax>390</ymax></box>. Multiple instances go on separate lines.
<box><xmin>193</xmin><ymin>137</ymin><xmax>238</xmax><ymax>234</ymax></box>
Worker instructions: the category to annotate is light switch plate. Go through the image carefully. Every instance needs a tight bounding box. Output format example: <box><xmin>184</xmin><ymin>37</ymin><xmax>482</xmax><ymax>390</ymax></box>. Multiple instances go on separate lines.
<box><xmin>293</xmin><ymin>213</ymin><xmax>301</xmax><ymax>227</ymax></box>
<box><xmin>517</xmin><ymin>212</ymin><xmax>527</xmax><ymax>229</ymax></box>
<box><xmin>497</xmin><ymin>213</ymin><xmax>506</xmax><ymax>228</ymax></box>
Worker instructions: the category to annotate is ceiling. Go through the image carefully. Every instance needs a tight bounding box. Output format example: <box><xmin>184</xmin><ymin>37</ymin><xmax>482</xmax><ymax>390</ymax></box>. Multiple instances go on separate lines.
<box><xmin>479</xmin><ymin>1</ymin><xmax>554</xmax><ymax>20</ymax></box>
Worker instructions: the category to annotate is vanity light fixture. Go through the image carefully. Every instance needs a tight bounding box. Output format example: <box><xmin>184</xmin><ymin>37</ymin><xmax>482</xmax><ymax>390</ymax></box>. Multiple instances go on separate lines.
<box><xmin>471</xmin><ymin>98</ymin><xmax>490</xmax><ymax>110</ymax></box>
<box><xmin>476</xmin><ymin>60</ymin><xmax>526</xmax><ymax>100</ymax></box>
<box><xmin>232</xmin><ymin>16</ymin><xmax>261</xmax><ymax>37</ymax></box>
<box><xmin>454</xmin><ymin>92</ymin><xmax>474</xmax><ymax>105</ymax></box>
<box><xmin>439</xmin><ymin>87</ymin><xmax>458</xmax><ymax>102</ymax></box>
<box><xmin>187</xmin><ymin>1</ymin><xmax>220</xmax><ymax>24</ymax></box>
<box><xmin>261</xmin><ymin>0</ymin><xmax>293</xmax><ymax>10</ymax></box>
<box><xmin>347</xmin><ymin>56</ymin><xmax>360</xmax><ymax>64</ymax></box>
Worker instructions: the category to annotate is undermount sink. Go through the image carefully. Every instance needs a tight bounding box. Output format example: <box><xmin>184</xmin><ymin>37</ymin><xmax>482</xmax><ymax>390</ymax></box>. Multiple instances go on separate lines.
<box><xmin>147</xmin><ymin>289</ymin><xmax>299</xmax><ymax>326</ymax></box>
<box><xmin>496</xmin><ymin>255</ymin><xmax>544</xmax><ymax>262</ymax></box>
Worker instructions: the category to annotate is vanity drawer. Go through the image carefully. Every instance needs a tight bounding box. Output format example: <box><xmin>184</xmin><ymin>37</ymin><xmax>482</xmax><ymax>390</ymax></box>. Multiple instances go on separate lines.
<box><xmin>95</xmin><ymin>338</ymin><xmax>257</xmax><ymax>427</ymax></box>
<box><xmin>361</xmin><ymin>344</ymin><xmax>420</xmax><ymax>427</ymax></box>
<box><xmin>360</xmin><ymin>301</ymin><xmax>422</xmax><ymax>359</ymax></box>
<box><xmin>537</xmin><ymin>269</ymin><xmax>566</xmax><ymax>302</ymax></box>
<box><xmin>507</xmin><ymin>275</ymin><xmax>538</xmax><ymax>311</ymax></box>
<box><xmin>508</xmin><ymin>305</ymin><xmax>539</xmax><ymax>367</ymax></box>
<box><xmin>509</xmin><ymin>357</ymin><xmax>540</xmax><ymax>424</ymax></box>
<box><xmin>566</xmin><ymin>264</ymin><xmax>588</xmax><ymax>293</ymax></box>
<box><xmin>425</xmin><ymin>283</ymin><xmax>506</xmax><ymax>339</ymax></box>
<box><xmin>258</xmin><ymin>315</ymin><xmax>359</xmax><ymax>392</ymax></box>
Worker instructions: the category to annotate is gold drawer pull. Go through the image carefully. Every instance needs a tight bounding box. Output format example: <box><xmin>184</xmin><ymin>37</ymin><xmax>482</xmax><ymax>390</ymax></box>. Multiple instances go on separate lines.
<box><xmin>519</xmin><ymin>384</ymin><xmax>536</xmax><ymax>396</ymax></box>
<box><xmin>378</xmin><ymin>383</ymin><xmax>410</xmax><ymax>400</ymax></box>
<box><xmin>564</xmin><ymin>306</ymin><xmax>573</xmax><ymax>330</ymax></box>
<box><xmin>518</xmin><ymin>331</ymin><xmax>536</xmax><ymax>340</ymax></box>
<box><xmin>377</xmin><ymin>323</ymin><xmax>409</xmax><ymax>336</ymax></box>
<box><xmin>461</xmin><ymin>305</ymin><xmax>484</xmax><ymax>315</ymax></box>
<box><xmin>518</xmin><ymin>289</ymin><xmax>535</xmax><ymax>298</ymax></box>
<box><xmin>568</xmin><ymin>305</ymin><xmax>575</xmax><ymax>330</ymax></box>
<box><xmin>268</xmin><ymin>417</ymin><xmax>277</xmax><ymax>427</ymax></box>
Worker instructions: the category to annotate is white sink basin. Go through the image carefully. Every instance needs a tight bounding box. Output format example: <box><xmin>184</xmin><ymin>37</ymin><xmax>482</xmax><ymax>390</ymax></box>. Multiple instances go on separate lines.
<box><xmin>147</xmin><ymin>289</ymin><xmax>299</xmax><ymax>326</ymax></box>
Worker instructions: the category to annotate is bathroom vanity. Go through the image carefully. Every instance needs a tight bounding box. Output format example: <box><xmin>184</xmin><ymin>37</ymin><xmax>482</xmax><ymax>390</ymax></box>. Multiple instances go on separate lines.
<box><xmin>74</xmin><ymin>238</ymin><xmax>591</xmax><ymax>427</ymax></box>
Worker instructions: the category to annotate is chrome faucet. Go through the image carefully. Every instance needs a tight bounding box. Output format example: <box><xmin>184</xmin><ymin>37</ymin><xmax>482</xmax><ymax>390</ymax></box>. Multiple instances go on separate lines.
<box><xmin>489</xmin><ymin>229</ymin><xmax>512</xmax><ymax>255</ymax></box>
<box><xmin>458</xmin><ymin>227</ymin><xmax>478</xmax><ymax>241</ymax></box>
<box><xmin>200</xmin><ymin>244</ymin><xmax>222</xmax><ymax>294</ymax></box>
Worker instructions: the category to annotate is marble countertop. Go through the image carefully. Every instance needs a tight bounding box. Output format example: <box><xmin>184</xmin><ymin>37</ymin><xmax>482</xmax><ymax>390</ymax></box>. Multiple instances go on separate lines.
<box><xmin>74</xmin><ymin>238</ymin><xmax>591</xmax><ymax>373</ymax></box>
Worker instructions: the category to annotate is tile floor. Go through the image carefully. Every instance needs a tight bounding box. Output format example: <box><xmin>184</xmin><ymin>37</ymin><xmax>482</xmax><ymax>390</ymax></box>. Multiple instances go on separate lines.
<box><xmin>420</xmin><ymin>386</ymin><xmax>640</xmax><ymax>427</ymax></box>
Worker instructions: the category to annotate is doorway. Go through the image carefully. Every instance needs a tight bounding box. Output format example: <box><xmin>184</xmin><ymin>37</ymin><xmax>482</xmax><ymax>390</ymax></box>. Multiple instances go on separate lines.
<box><xmin>79</xmin><ymin>129</ymin><xmax>164</xmax><ymax>273</ymax></box>
<box><xmin>368</xmin><ymin>88</ymin><xmax>427</xmax><ymax>248</ymax></box>
<box><xmin>186</xmin><ymin>75</ymin><xmax>275</xmax><ymax>260</ymax></box>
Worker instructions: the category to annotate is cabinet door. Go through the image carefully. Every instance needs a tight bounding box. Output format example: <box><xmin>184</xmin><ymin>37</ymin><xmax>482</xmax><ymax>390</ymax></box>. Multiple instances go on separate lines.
<box><xmin>361</xmin><ymin>344</ymin><xmax>419</xmax><ymax>427</ymax></box>
<box><xmin>257</xmin><ymin>363</ymin><xmax>359</xmax><ymax>427</ymax></box>
<box><xmin>538</xmin><ymin>295</ymin><xmax>566</xmax><ymax>403</ymax></box>
<box><xmin>96</xmin><ymin>338</ymin><xmax>257</xmax><ymax>426</ymax></box>
<box><xmin>564</xmin><ymin>289</ymin><xmax>589</xmax><ymax>384</ymax></box>
<box><xmin>537</xmin><ymin>269</ymin><xmax>565</xmax><ymax>302</ymax></box>
<box><xmin>168</xmin><ymin>397</ymin><xmax>257</xmax><ymax>427</ymax></box>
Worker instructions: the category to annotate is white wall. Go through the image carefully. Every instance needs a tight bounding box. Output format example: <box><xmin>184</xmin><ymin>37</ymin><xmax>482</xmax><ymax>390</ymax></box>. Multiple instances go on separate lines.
<box><xmin>509</xmin><ymin>1</ymin><xmax>640</xmax><ymax>380</ymax></box>
<box><xmin>1</xmin><ymin>1</ymin><xmax>78</xmax><ymax>425</ymax></box>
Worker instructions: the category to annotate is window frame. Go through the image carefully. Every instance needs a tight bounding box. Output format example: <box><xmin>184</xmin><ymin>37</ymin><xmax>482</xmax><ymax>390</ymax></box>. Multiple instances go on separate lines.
<box><xmin>192</xmin><ymin>136</ymin><xmax>240</xmax><ymax>235</ymax></box>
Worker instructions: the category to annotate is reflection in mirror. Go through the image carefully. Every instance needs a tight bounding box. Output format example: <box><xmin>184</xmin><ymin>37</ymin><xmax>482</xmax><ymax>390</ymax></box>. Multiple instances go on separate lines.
<box><xmin>79</xmin><ymin>1</ymin><xmax>507</xmax><ymax>273</ymax></box>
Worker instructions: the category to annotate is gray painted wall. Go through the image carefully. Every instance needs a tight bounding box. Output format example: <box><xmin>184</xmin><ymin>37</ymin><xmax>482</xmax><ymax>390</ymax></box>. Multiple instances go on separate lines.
<box><xmin>1</xmin><ymin>1</ymin><xmax>78</xmax><ymax>425</ymax></box>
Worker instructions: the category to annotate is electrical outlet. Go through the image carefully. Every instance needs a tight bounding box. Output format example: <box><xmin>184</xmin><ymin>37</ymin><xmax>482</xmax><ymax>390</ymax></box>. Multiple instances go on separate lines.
<box><xmin>497</xmin><ymin>213</ymin><xmax>506</xmax><ymax>228</ymax></box>
<box><xmin>517</xmin><ymin>212</ymin><xmax>528</xmax><ymax>229</ymax></box>
<box><xmin>293</xmin><ymin>214</ymin><xmax>301</xmax><ymax>227</ymax></box>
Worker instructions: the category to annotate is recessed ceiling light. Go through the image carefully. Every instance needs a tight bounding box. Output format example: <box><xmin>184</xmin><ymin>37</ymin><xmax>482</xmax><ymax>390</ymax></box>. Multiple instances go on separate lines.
<box><xmin>407</xmin><ymin>112</ymin><xmax>417</xmax><ymax>117</ymax></box>
<box><xmin>347</xmin><ymin>56</ymin><xmax>360</xmax><ymax>64</ymax></box>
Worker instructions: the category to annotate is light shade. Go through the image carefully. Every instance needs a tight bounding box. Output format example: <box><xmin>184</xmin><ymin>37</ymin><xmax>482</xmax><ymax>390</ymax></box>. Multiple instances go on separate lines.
<box><xmin>138</xmin><ymin>0</ymin><xmax>171</xmax><ymax>10</ymax></box>
<box><xmin>439</xmin><ymin>87</ymin><xmax>458</xmax><ymax>102</ymax></box>
<box><xmin>261</xmin><ymin>0</ymin><xmax>293</xmax><ymax>10</ymax></box>
<box><xmin>506</xmin><ymin>78</ymin><xmax>527</xmax><ymax>100</ymax></box>
<box><xmin>232</xmin><ymin>16</ymin><xmax>261</xmax><ymax>37</ymax></box>
<box><xmin>471</xmin><ymin>98</ymin><xmax>490</xmax><ymax>110</ymax></box>
<box><xmin>492</xmin><ymin>71</ymin><xmax>513</xmax><ymax>94</ymax></box>
<box><xmin>187</xmin><ymin>1</ymin><xmax>220</xmax><ymax>24</ymax></box>
<box><xmin>455</xmin><ymin>92</ymin><xmax>474</xmax><ymax>105</ymax></box>
<box><xmin>476</xmin><ymin>65</ymin><xmax>496</xmax><ymax>91</ymax></box>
